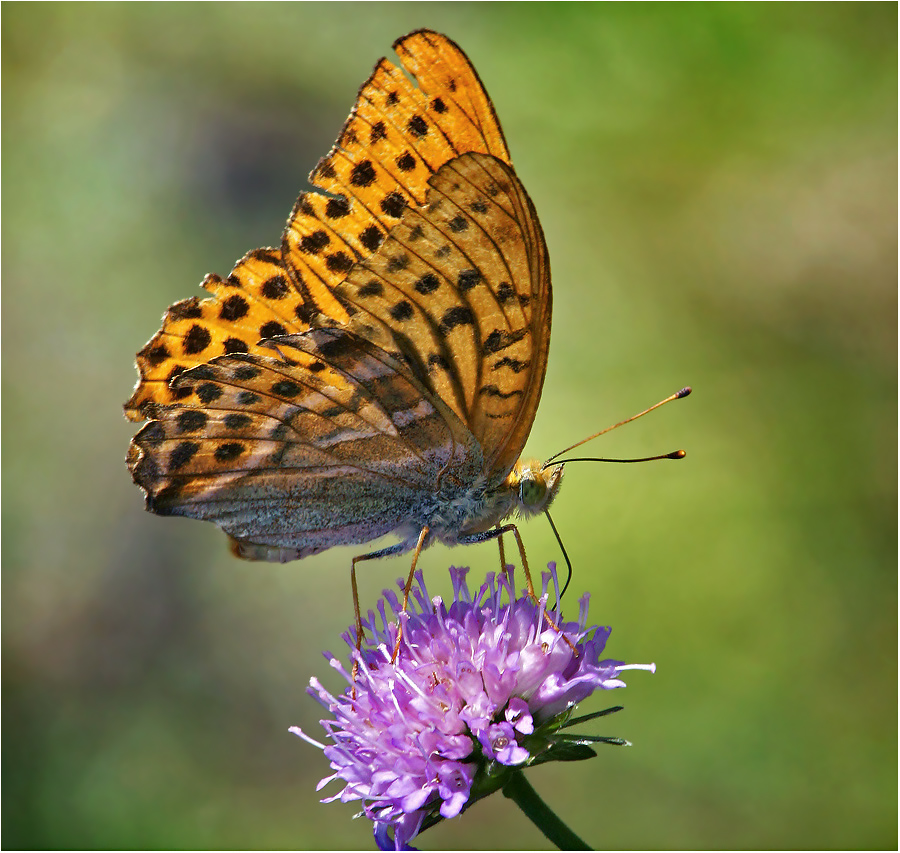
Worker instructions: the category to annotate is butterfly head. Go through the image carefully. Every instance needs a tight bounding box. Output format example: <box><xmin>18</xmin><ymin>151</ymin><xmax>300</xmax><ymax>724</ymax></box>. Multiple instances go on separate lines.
<box><xmin>508</xmin><ymin>458</ymin><xmax>564</xmax><ymax>519</ymax></box>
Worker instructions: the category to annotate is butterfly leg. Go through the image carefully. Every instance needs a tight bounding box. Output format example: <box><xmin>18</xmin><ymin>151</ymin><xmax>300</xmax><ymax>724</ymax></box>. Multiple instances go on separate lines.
<box><xmin>351</xmin><ymin>541</ymin><xmax>409</xmax><ymax>656</ymax></box>
<box><xmin>492</xmin><ymin>523</ymin><xmax>538</xmax><ymax>599</ymax></box>
<box><xmin>348</xmin><ymin>528</ymin><xmax>429</xmax><ymax>667</ymax></box>
<box><xmin>392</xmin><ymin>525</ymin><xmax>430</xmax><ymax>662</ymax></box>
<box><xmin>458</xmin><ymin>524</ymin><xmax>539</xmax><ymax>597</ymax></box>
<box><xmin>496</xmin><ymin>525</ymin><xmax>508</xmax><ymax>572</ymax></box>
<box><xmin>459</xmin><ymin>524</ymin><xmax>577</xmax><ymax>654</ymax></box>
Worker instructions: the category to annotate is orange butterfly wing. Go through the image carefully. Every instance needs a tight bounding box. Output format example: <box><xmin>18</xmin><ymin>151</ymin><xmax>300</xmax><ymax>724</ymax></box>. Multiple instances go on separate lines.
<box><xmin>126</xmin><ymin>31</ymin><xmax>551</xmax><ymax>556</ymax></box>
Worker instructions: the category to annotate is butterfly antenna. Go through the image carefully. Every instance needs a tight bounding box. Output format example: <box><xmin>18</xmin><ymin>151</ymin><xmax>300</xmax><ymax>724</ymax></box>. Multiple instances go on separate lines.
<box><xmin>543</xmin><ymin>386</ymin><xmax>691</xmax><ymax>468</ymax></box>
<box><xmin>544</xmin><ymin>509</ymin><xmax>572</xmax><ymax>602</ymax></box>
<box><xmin>552</xmin><ymin>450</ymin><xmax>686</xmax><ymax>465</ymax></box>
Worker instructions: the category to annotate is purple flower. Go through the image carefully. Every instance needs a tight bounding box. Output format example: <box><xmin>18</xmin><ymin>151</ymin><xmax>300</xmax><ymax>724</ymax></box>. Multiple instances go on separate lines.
<box><xmin>291</xmin><ymin>565</ymin><xmax>655</xmax><ymax>850</ymax></box>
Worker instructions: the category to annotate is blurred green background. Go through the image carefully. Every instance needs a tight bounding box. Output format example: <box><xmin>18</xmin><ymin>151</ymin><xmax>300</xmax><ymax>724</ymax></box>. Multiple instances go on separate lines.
<box><xmin>3</xmin><ymin>3</ymin><xmax>896</xmax><ymax>849</ymax></box>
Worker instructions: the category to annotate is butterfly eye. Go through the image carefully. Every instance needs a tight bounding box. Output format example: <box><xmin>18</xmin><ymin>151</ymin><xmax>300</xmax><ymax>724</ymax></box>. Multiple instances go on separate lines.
<box><xmin>519</xmin><ymin>474</ymin><xmax>547</xmax><ymax>509</ymax></box>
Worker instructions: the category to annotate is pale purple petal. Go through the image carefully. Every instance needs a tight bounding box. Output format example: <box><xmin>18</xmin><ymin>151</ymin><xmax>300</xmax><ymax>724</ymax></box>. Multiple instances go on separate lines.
<box><xmin>506</xmin><ymin>698</ymin><xmax>534</xmax><ymax>734</ymax></box>
<box><xmin>436</xmin><ymin>761</ymin><xmax>476</xmax><ymax>818</ymax></box>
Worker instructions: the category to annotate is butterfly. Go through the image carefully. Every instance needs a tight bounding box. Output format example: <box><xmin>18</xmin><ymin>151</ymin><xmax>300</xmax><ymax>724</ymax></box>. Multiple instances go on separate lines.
<box><xmin>125</xmin><ymin>30</ymin><xmax>565</xmax><ymax>624</ymax></box>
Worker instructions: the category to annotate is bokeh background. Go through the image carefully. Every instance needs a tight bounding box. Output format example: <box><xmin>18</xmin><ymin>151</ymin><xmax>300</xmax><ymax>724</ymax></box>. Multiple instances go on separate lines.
<box><xmin>3</xmin><ymin>3</ymin><xmax>896</xmax><ymax>849</ymax></box>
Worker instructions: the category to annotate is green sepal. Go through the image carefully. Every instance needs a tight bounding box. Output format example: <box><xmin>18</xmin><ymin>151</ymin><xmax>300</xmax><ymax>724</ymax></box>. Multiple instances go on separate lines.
<box><xmin>529</xmin><ymin>741</ymin><xmax>598</xmax><ymax>765</ymax></box>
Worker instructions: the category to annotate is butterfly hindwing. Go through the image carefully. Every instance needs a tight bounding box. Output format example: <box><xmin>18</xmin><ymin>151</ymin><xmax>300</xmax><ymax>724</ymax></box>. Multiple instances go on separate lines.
<box><xmin>333</xmin><ymin>152</ymin><xmax>551</xmax><ymax>485</ymax></box>
<box><xmin>129</xmin><ymin>327</ymin><xmax>481</xmax><ymax>557</ymax></box>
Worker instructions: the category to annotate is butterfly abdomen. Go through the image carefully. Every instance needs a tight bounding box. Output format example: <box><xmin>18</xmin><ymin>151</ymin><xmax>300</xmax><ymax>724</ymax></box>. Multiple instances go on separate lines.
<box><xmin>394</xmin><ymin>476</ymin><xmax>516</xmax><ymax>546</ymax></box>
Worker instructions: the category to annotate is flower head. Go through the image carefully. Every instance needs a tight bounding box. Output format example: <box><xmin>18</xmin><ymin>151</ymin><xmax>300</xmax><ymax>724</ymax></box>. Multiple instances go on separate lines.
<box><xmin>291</xmin><ymin>565</ymin><xmax>654</xmax><ymax>850</ymax></box>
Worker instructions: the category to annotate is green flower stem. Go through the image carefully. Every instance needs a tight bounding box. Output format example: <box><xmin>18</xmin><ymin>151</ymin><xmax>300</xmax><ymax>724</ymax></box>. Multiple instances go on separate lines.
<box><xmin>502</xmin><ymin>772</ymin><xmax>591</xmax><ymax>850</ymax></box>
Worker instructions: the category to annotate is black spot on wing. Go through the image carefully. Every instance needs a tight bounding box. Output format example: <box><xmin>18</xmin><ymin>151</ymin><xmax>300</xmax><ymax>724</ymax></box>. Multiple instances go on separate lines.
<box><xmin>350</xmin><ymin>160</ymin><xmax>376</xmax><ymax>187</ymax></box>
<box><xmin>300</xmin><ymin>231</ymin><xmax>330</xmax><ymax>254</ymax></box>
<box><xmin>326</xmin><ymin>251</ymin><xmax>353</xmax><ymax>273</ymax></box>
<box><xmin>224</xmin><ymin>413</ymin><xmax>252</xmax><ymax>430</ymax></box>
<box><xmin>196</xmin><ymin>383</ymin><xmax>222</xmax><ymax>405</ymax></box>
<box><xmin>182</xmin><ymin>324</ymin><xmax>212</xmax><ymax>355</ymax></box>
<box><xmin>386</xmin><ymin>254</ymin><xmax>410</xmax><ymax>273</ymax></box>
<box><xmin>223</xmin><ymin>337</ymin><xmax>249</xmax><ymax>354</ymax></box>
<box><xmin>272</xmin><ymin>380</ymin><xmax>301</xmax><ymax>398</ymax></box>
<box><xmin>496</xmin><ymin>282</ymin><xmax>515</xmax><ymax>304</ymax></box>
<box><xmin>170</xmin><ymin>441</ymin><xmax>200</xmax><ymax>470</ymax></box>
<box><xmin>440</xmin><ymin>306</ymin><xmax>475</xmax><ymax>333</ymax></box>
<box><xmin>260</xmin><ymin>321</ymin><xmax>288</xmax><ymax>339</ymax></box>
<box><xmin>169</xmin><ymin>299</ymin><xmax>203</xmax><ymax>321</ymax></box>
<box><xmin>456</xmin><ymin>269</ymin><xmax>481</xmax><ymax>292</ymax></box>
<box><xmin>359</xmin><ymin>226</ymin><xmax>383</xmax><ymax>252</ymax></box>
<box><xmin>177</xmin><ymin>410</ymin><xmax>208</xmax><ymax>433</ymax></box>
<box><xmin>480</xmin><ymin>385</ymin><xmax>524</xmax><ymax>399</ymax></box>
<box><xmin>261</xmin><ymin>276</ymin><xmax>289</xmax><ymax>299</ymax></box>
<box><xmin>491</xmin><ymin>357</ymin><xmax>530</xmax><ymax>374</ymax></box>
<box><xmin>483</xmin><ymin>328</ymin><xmax>528</xmax><ymax>354</ymax></box>
<box><xmin>381</xmin><ymin>192</ymin><xmax>407</xmax><ymax>218</ymax></box>
<box><xmin>325</xmin><ymin>197</ymin><xmax>351</xmax><ymax>219</ymax></box>
<box><xmin>316</xmin><ymin>161</ymin><xmax>337</xmax><ymax>180</ymax></box>
<box><xmin>358</xmin><ymin>280</ymin><xmax>383</xmax><ymax>298</ymax></box>
<box><xmin>220</xmin><ymin>294</ymin><xmax>249</xmax><ymax>321</ymax></box>
<box><xmin>389</xmin><ymin>300</ymin><xmax>414</xmax><ymax>322</ymax></box>
<box><xmin>414</xmin><ymin>273</ymin><xmax>440</xmax><ymax>295</ymax></box>
<box><xmin>295</xmin><ymin>303</ymin><xmax>316</xmax><ymax>325</ymax></box>
<box><xmin>407</xmin><ymin>115</ymin><xmax>428</xmax><ymax>137</ymax></box>
<box><xmin>232</xmin><ymin>364</ymin><xmax>261</xmax><ymax>381</ymax></box>
<box><xmin>144</xmin><ymin>344</ymin><xmax>170</xmax><ymax>366</ymax></box>
<box><xmin>214</xmin><ymin>442</ymin><xmax>244</xmax><ymax>462</ymax></box>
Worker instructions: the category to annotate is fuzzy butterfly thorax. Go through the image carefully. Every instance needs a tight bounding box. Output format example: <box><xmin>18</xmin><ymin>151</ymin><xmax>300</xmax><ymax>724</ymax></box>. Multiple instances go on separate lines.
<box><xmin>126</xmin><ymin>30</ymin><xmax>556</xmax><ymax>568</ymax></box>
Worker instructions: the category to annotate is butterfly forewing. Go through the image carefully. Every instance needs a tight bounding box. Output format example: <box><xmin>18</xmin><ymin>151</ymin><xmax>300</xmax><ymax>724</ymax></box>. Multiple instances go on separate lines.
<box><xmin>392</xmin><ymin>30</ymin><xmax>510</xmax><ymax>161</ymax></box>
<box><xmin>128</xmin><ymin>31</ymin><xmax>512</xmax><ymax>424</ymax></box>
<box><xmin>281</xmin><ymin>30</ymin><xmax>510</xmax><ymax>317</ymax></box>
<box><xmin>125</xmin><ymin>248</ymin><xmax>331</xmax><ymax>418</ymax></box>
